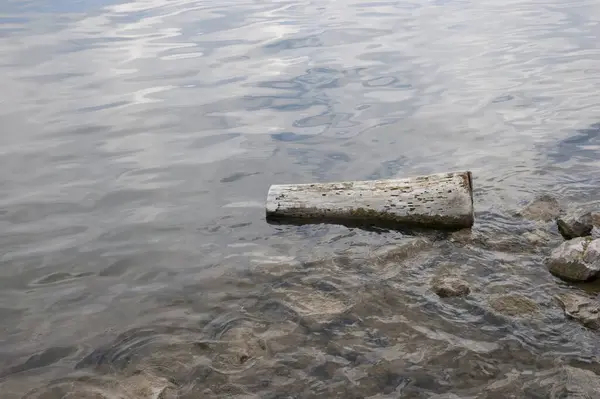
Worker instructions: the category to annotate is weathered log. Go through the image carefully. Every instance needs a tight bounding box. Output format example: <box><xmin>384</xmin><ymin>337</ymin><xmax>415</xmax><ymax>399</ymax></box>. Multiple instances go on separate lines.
<box><xmin>265</xmin><ymin>171</ymin><xmax>474</xmax><ymax>231</ymax></box>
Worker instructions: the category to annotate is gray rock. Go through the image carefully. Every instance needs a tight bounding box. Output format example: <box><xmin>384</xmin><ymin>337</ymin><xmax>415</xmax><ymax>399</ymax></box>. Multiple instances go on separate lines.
<box><xmin>557</xmin><ymin>212</ymin><xmax>594</xmax><ymax>239</ymax></box>
<box><xmin>431</xmin><ymin>276</ymin><xmax>470</xmax><ymax>298</ymax></box>
<box><xmin>590</xmin><ymin>211</ymin><xmax>600</xmax><ymax>225</ymax></box>
<box><xmin>547</xmin><ymin>237</ymin><xmax>600</xmax><ymax>282</ymax></box>
<box><xmin>519</xmin><ymin>194</ymin><xmax>562</xmax><ymax>222</ymax></box>
<box><xmin>549</xmin><ymin>365</ymin><xmax>600</xmax><ymax>398</ymax></box>
<box><xmin>556</xmin><ymin>292</ymin><xmax>600</xmax><ymax>330</ymax></box>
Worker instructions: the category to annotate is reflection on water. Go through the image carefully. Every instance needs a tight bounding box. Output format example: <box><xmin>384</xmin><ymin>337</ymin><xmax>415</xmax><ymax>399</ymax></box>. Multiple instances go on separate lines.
<box><xmin>2</xmin><ymin>0</ymin><xmax>600</xmax><ymax>397</ymax></box>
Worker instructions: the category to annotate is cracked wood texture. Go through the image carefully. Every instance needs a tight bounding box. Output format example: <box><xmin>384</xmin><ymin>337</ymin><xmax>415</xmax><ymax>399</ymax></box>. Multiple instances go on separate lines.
<box><xmin>265</xmin><ymin>171</ymin><xmax>474</xmax><ymax>230</ymax></box>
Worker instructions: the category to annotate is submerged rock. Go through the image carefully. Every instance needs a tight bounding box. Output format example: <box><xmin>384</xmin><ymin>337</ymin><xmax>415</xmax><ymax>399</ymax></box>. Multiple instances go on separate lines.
<box><xmin>556</xmin><ymin>366</ymin><xmax>600</xmax><ymax>397</ymax></box>
<box><xmin>431</xmin><ymin>276</ymin><xmax>470</xmax><ymax>298</ymax></box>
<box><xmin>557</xmin><ymin>212</ymin><xmax>594</xmax><ymax>240</ymax></box>
<box><xmin>121</xmin><ymin>373</ymin><xmax>177</xmax><ymax>399</ymax></box>
<box><xmin>556</xmin><ymin>292</ymin><xmax>600</xmax><ymax>330</ymax></box>
<box><xmin>210</xmin><ymin>319</ymin><xmax>269</xmax><ymax>373</ymax></box>
<box><xmin>519</xmin><ymin>194</ymin><xmax>562</xmax><ymax>222</ymax></box>
<box><xmin>22</xmin><ymin>372</ymin><xmax>177</xmax><ymax>399</ymax></box>
<box><xmin>489</xmin><ymin>294</ymin><xmax>538</xmax><ymax>317</ymax></box>
<box><xmin>523</xmin><ymin>229</ymin><xmax>554</xmax><ymax>247</ymax></box>
<box><xmin>547</xmin><ymin>237</ymin><xmax>600</xmax><ymax>282</ymax></box>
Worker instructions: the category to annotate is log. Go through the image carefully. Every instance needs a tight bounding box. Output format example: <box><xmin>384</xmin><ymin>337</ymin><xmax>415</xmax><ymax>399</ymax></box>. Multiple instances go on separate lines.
<box><xmin>265</xmin><ymin>171</ymin><xmax>474</xmax><ymax>231</ymax></box>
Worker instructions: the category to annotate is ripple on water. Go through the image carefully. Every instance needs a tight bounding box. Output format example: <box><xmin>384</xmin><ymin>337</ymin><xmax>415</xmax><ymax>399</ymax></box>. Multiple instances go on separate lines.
<box><xmin>29</xmin><ymin>271</ymin><xmax>93</xmax><ymax>286</ymax></box>
<box><xmin>4</xmin><ymin>0</ymin><xmax>600</xmax><ymax>396</ymax></box>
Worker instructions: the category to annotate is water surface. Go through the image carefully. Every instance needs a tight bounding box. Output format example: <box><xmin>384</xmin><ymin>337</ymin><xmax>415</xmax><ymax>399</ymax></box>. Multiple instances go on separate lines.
<box><xmin>2</xmin><ymin>0</ymin><xmax>600</xmax><ymax>397</ymax></box>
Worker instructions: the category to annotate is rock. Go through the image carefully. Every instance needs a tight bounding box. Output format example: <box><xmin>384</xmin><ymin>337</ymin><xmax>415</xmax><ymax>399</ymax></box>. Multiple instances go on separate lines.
<box><xmin>523</xmin><ymin>229</ymin><xmax>553</xmax><ymax>246</ymax></box>
<box><xmin>556</xmin><ymin>292</ymin><xmax>600</xmax><ymax>330</ymax></box>
<box><xmin>431</xmin><ymin>276</ymin><xmax>470</xmax><ymax>298</ymax></box>
<box><xmin>29</xmin><ymin>372</ymin><xmax>178</xmax><ymax>399</ymax></box>
<box><xmin>210</xmin><ymin>319</ymin><xmax>269</xmax><ymax>373</ymax></box>
<box><xmin>547</xmin><ymin>237</ymin><xmax>600</xmax><ymax>282</ymax></box>
<box><xmin>489</xmin><ymin>294</ymin><xmax>538</xmax><ymax>317</ymax></box>
<box><xmin>519</xmin><ymin>194</ymin><xmax>562</xmax><ymax>222</ymax></box>
<box><xmin>121</xmin><ymin>373</ymin><xmax>177</xmax><ymax>399</ymax></box>
<box><xmin>557</xmin><ymin>212</ymin><xmax>594</xmax><ymax>239</ymax></box>
<box><xmin>374</xmin><ymin>237</ymin><xmax>432</xmax><ymax>263</ymax></box>
<box><xmin>554</xmin><ymin>366</ymin><xmax>600</xmax><ymax>397</ymax></box>
<box><xmin>591</xmin><ymin>212</ymin><xmax>600</xmax><ymax>238</ymax></box>
<box><xmin>557</xmin><ymin>211</ymin><xmax>600</xmax><ymax>239</ymax></box>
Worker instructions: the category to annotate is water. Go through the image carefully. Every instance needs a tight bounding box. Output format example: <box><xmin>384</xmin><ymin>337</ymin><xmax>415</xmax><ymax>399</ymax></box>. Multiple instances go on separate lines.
<box><xmin>2</xmin><ymin>0</ymin><xmax>600</xmax><ymax>397</ymax></box>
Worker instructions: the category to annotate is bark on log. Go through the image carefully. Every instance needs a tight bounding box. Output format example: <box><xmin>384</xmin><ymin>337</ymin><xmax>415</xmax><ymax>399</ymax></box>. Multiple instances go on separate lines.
<box><xmin>265</xmin><ymin>171</ymin><xmax>474</xmax><ymax>231</ymax></box>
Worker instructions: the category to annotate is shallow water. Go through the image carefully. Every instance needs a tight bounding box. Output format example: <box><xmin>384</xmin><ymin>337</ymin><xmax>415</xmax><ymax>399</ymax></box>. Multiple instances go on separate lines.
<box><xmin>2</xmin><ymin>0</ymin><xmax>600</xmax><ymax>397</ymax></box>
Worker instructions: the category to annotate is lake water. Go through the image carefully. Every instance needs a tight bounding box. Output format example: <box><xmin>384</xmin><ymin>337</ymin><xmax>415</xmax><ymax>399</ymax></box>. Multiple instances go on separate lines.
<box><xmin>2</xmin><ymin>0</ymin><xmax>600</xmax><ymax>397</ymax></box>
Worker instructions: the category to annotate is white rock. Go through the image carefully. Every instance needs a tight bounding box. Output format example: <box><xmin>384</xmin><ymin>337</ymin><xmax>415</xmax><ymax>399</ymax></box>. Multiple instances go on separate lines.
<box><xmin>547</xmin><ymin>237</ymin><xmax>600</xmax><ymax>282</ymax></box>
